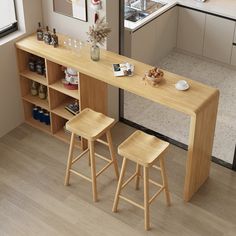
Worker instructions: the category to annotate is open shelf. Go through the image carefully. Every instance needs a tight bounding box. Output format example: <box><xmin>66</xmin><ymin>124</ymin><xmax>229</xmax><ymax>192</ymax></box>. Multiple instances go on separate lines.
<box><xmin>49</xmin><ymin>81</ymin><xmax>80</xmax><ymax>99</ymax></box>
<box><xmin>20</xmin><ymin>70</ymin><xmax>47</xmax><ymax>85</ymax></box>
<box><xmin>51</xmin><ymin>113</ymin><xmax>82</xmax><ymax>148</ymax></box>
<box><xmin>51</xmin><ymin>99</ymin><xmax>75</xmax><ymax>120</ymax></box>
<box><xmin>22</xmin><ymin>100</ymin><xmax>51</xmax><ymax>134</ymax></box>
<box><xmin>25</xmin><ymin>117</ymin><xmax>51</xmax><ymax>134</ymax></box>
<box><xmin>22</xmin><ymin>94</ymin><xmax>49</xmax><ymax>110</ymax></box>
<box><xmin>54</xmin><ymin>128</ymin><xmax>81</xmax><ymax>148</ymax></box>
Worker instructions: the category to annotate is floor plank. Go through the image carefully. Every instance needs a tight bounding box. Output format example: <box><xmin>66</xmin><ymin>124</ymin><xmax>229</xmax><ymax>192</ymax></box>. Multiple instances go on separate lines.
<box><xmin>0</xmin><ymin>123</ymin><xmax>235</xmax><ymax>235</ymax></box>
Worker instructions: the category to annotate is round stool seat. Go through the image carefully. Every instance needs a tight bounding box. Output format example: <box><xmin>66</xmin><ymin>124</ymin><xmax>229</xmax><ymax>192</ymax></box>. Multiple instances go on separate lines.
<box><xmin>66</xmin><ymin>108</ymin><xmax>115</xmax><ymax>141</ymax></box>
<box><xmin>118</xmin><ymin>130</ymin><xmax>169</xmax><ymax>167</ymax></box>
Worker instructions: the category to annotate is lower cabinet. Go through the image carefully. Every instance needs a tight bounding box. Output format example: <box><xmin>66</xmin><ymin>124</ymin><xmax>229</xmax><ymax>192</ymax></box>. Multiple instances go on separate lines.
<box><xmin>203</xmin><ymin>14</ymin><xmax>235</xmax><ymax>64</ymax></box>
<box><xmin>177</xmin><ymin>7</ymin><xmax>206</xmax><ymax>55</ymax></box>
<box><xmin>125</xmin><ymin>7</ymin><xmax>178</xmax><ymax>66</ymax></box>
<box><xmin>231</xmin><ymin>46</ymin><xmax>236</xmax><ymax>66</ymax></box>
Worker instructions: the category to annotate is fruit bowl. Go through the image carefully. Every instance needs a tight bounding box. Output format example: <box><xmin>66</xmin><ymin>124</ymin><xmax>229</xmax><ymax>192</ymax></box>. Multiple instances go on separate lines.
<box><xmin>144</xmin><ymin>67</ymin><xmax>164</xmax><ymax>87</ymax></box>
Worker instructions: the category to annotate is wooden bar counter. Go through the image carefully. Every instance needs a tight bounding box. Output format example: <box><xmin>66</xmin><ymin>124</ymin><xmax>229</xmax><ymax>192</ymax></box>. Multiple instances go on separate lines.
<box><xmin>16</xmin><ymin>34</ymin><xmax>219</xmax><ymax>202</ymax></box>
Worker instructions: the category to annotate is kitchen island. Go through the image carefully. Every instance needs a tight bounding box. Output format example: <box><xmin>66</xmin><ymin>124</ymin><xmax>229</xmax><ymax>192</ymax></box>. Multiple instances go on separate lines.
<box><xmin>16</xmin><ymin>34</ymin><xmax>219</xmax><ymax>202</ymax></box>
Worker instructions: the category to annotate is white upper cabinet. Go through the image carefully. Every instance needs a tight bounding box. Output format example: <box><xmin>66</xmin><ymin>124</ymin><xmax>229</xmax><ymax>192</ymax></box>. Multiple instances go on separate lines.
<box><xmin>177</xmin><ymin>8</ymin><xmax>206</xmax><ymax>55</ymax></box>
<box><xmin>203</xmin><ymin>15</ymin><xmax>235</xmax><ymax>64</ymax></box>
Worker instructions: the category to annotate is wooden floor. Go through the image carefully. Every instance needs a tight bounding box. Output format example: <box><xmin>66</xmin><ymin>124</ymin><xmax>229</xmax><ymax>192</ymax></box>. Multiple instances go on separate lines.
<box><xmin>0</xmin><ymin>123</ymin><xmax>236</xmax><ymax>236</ymax></box>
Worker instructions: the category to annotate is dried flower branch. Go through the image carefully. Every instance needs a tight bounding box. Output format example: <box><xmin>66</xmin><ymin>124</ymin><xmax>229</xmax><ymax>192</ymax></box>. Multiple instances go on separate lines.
<box><xmin>87</xmin><ymin>17</ymin><xmax>111</xmax><ymax>46</ymax></box>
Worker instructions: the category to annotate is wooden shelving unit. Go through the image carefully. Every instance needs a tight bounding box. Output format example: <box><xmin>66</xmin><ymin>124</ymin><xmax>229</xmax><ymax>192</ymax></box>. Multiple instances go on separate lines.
<box><xmin>17</xmin><ymin>48</ymin><xmax>80</xmax><ymax>147</ymax></box>
<box><xmin>16</xmin><ymin>35</ymin><xmax>108</xmax><ymax>150</ymax></box>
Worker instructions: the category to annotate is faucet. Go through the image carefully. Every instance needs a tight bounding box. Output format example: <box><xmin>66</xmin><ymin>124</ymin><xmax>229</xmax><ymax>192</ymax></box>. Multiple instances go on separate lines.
<box><xmin>126</xmin><ymin>0</ymin><xmax>147</xmax><ymax>10</ymax></box>
<box><xmin>140</xmin><ymin>0</ymin><xmax>147</xmax><ymax>11</ymax></box>
<box><xmin>125</xmin><ymin>0</ymin><xmax>136</xmax><ymax>7</ymax></box>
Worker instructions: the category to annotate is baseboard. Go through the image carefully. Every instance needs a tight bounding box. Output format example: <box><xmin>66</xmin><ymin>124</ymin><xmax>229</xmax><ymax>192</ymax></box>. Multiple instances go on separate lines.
<box><xmin>120</xmin><ymin>118</ymin><xmax>234</xmax><ymax>171</ymax></box>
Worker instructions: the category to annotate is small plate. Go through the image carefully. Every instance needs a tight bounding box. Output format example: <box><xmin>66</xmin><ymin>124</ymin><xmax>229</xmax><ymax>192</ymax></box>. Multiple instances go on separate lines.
<box><xmin>175</xmin><ymin>83</ymin><xmax>190</xmax><ymax>91</ymax></box>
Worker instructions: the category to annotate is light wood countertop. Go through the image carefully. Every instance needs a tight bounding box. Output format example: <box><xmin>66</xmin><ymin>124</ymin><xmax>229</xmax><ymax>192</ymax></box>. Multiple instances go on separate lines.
<box><xmin>16</xmin><ymin>34</ymin><xmax>218</xmax><ymax>117</ymax></box>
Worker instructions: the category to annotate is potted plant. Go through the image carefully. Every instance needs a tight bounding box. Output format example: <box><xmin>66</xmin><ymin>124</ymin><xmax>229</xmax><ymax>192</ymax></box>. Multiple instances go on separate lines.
<box><xmin>87</xmin><ymin>17</ymin><xmax>111</xmax><ymax>61</ymax></box>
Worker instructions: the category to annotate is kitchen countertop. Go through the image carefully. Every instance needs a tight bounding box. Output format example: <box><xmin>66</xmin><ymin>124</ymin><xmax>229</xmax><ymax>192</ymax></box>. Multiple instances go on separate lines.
<box><xmin>125</xmin><ymin>0</ymin><xmax>236</xmax><ymax>31</ymax></box>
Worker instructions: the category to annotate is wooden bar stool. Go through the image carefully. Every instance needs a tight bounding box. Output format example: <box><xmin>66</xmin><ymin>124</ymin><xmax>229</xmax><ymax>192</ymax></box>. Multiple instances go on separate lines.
<box><xmin>64</xmin><ymin>108</ymin><xmax>119</xmax><ymax>202</ymax></box>
<box><xmin>112</xmin><ymin>130</ymin><xmax>171</xmax><ymax>230</ymax></box>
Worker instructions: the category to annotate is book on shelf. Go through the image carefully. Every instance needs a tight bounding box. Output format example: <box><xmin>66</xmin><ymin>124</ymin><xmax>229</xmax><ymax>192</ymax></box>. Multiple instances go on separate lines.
<box><xmin>65</xmin><ymin>100</ymin><xmax>80</xmax><ymax>115</ymax></box>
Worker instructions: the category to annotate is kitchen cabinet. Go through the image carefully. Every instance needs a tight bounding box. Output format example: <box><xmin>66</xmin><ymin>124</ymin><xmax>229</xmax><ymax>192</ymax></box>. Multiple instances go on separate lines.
<box><xmin>177</xmin><ymin>8</ymin><xmax>206</xmax><ymax>55</ymax></box>
<box><xmin>125</xmin><ymin>7</ymin><xmax>178</xmax><ymax>66</ymax></box>
<box><xmin>130</xmin><ymin>17</ymin><xmax>158</xmax><ymax>65</ymax></box>
<box><xmin>231</xmin><ymin>46</ymin><xmax>236</xmax><ymax>66</ymax></box>
<box><xmin>234</xmin><ymin>26</ymin><xmax>236</xmax><ymax>43</ymax></box>
<box><xmin>203</xmin><ymin>14</ymin><xmax>235</xmax><ymax>64</ymax></box>
<box><xmin>231</xmin><ymin>27</ymin><xmax>236</xmax><ymax>66</ymax></box>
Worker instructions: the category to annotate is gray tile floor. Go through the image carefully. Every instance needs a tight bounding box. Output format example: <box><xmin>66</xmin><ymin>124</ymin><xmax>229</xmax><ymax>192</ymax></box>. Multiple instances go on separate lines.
<box><xmin>124</xmin><ymin>52</ymin><xmax>236</xmax><ymax>164</ymax></box>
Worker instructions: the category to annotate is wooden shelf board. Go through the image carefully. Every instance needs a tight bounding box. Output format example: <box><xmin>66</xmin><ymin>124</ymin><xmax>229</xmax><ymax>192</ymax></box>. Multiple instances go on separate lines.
<box><xmin>49</xmin><ymin>81</ymin><xmax>80</xmax><ymax>99</ymax></box>
<box><xmin>51</xmin><ymin>99</ymin><xmax>76</xmax><ymax>120</ymax></box>
<box><xmin>22</xmin><ymin>94</ymin><xmax>49</xmax><ymax>110</ymax></box>
<box><xmin>54</xmin><ymin>129</ymin><xmax>81</xmax><ymax>148</ymax></box>
<box><xmin>25</xmin><ymin>117</ymin><xmax>51</xmax><ymax>134</ymax></box>
<box><xmin>20</xmin><ymin>70</ymin><xmax>47</xmax><ymax>85</ymax></box>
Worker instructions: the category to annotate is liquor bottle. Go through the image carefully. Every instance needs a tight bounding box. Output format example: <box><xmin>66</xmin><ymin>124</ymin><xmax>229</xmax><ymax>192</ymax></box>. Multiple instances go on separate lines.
<box><xmin>38</xmin><ymin>84</ymin><xmax>46</xmax><ymax>99</ymax></box>
<box><xmin>51</xmin><ymin>28</ymin><xmax>59</xmax><ymax>48</ymax></box>
<box><xmin>36</xmin><ymin>58</ymin><xmax>45</xmax><ymax>75</ymax></box>
<box><xmin>37</xmin><ymin>22</ymin><xmax>44</xmax><ymax>41</ymax></box>
<box><xmin>28</xmin><ymin>55</ymin><xmax>36</xmax><ymax>72</ymax></box>
<box><xmin>31</xmin><ymin>81</ymin><xmax>38</xmax><ymax>96</ymax></box>
<box><xmin>43</xmin><ymin>26</ymin><xmax>51</xmax><ymax>45</ymax></box>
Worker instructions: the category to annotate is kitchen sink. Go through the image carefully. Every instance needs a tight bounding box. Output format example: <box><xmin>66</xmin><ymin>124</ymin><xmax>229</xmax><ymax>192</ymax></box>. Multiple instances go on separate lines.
<box><xmin>125</xmin><ymin>0</ymin><xmax>167</xmax><ymax>23</ymax></box>
<box><xmin>125</xmin><ymin>11</ymin><xmax>149</xmax><ymax>22</ymax></box>
<box><xmin>131</xmin><ymin>0</ymin><xmax>166</xmax><ymax>13</ymax></box>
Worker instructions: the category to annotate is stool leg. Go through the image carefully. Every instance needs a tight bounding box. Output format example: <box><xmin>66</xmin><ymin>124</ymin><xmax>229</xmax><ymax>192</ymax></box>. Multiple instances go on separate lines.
<box><xmin>159</xmin><ymin>158</ymin><xmax>171</xmax><ymax>206</ymax></box>
<box><xmin>89</xmin><ymin>141</ymin><xmax>98</xmax><ymax>202</ymax></box>
<box><xmin>64</xmin><ymin>133</ymin><xmax>75</xmax><ymax>186</ymax></box>
<box><xmin>88</xmin><ymin>152</ymin><xmax>91</xmax><ymax>167</ymax></box>
<box><xmin>144</xmin><ymin>166</ymin><xmax>150</xmax><ymax>231</ymax></box>
<box><xmin>112</xmin><ymin>157</ymin><xmax>127</xmax><ymax>213</ymax></box>
<box><xmin>106</xmin><ymin>130</ymin><xmax>119</xmax><ymax>180</ymax></box>
<box><xmin>135</xmin><ymin>164</ymin><xmax>141</xmax><ymax>190</ymax></box>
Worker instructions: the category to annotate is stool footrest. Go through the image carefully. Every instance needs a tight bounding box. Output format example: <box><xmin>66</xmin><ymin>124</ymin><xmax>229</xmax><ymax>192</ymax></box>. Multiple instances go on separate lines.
<box><xmin>122</xmin><ymin>172</ymin><xmax>138</xmax><ymax>189</ymax></box>
<box><xmin>152</xmin><ymin>165</ymin><xmax>161</xmax><ymax>171</ymax></box>
<box><xmin>149</xmin><ymin>187</ymin><xmax>165</xmax><ymax>204</ymax></box>
<box><xmin>149</xmin><ymin>179</ymin><xmax>163</xmax><ymax>188</ymax></box>
<box><xmin>95</xmin><ymin>153</ymin><xmax>111</xmax><ymax>162</ymax></box>
<box><xmin>97</xmin><ymin>138</ymin><xmax>109</xmax><ymax>147</ymax></box>
<box><xmin>96</xmin><ymin>161</ymin><xmax>113</xmax><ymax>177</ymax></box>
<box><xmin>119</xmin><ymin>195</ymin><xmax>144</xmax><ymax>210</ymax></box>
<box><xmin>70</xmin><ymin>169</ymin><xmax>92</xmax><ymax>182</ymax></box>
<box><xmin>72</xmin><ymin>148</ymin><xmax>89</xmax><ymax>164</ymax></box>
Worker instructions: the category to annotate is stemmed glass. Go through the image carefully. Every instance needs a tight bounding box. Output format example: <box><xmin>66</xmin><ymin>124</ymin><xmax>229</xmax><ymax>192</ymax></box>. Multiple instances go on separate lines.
<box><xmin>64</xmin><ymin>37</ymin><xmax>85</xmax><ymax>55</ymax></box>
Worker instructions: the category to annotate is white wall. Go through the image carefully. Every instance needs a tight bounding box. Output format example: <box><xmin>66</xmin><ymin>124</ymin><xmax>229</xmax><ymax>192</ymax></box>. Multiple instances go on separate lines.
<box><xmin>42</xmin><ymin>0</ymin><xmax>107</xmax><ymax>42</ymax></box>
<box><xmin>0</xmin><ymin>0</ymin><xmax>43</xmax><ymax>137</ymax></box>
